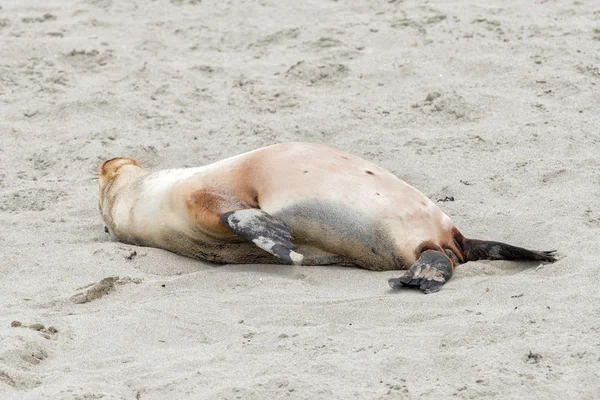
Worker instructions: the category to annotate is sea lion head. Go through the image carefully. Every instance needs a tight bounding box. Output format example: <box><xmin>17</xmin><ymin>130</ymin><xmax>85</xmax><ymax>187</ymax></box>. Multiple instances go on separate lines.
<box><xmin>98</xmin><ymin>157</ymin><xmax>141</xmax><ymax>192</ymax></box>
<box><xmin>98</xmin><ymin>157</ymin><xmax>143</xmax><ymax>236</ymax></box>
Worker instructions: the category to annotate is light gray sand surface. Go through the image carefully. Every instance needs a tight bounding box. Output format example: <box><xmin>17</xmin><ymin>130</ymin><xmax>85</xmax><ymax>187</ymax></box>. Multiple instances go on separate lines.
<box><xmin>1</xmin><ymin>0</ymin><xmax>599</xmax><ymax>398</ymax></box>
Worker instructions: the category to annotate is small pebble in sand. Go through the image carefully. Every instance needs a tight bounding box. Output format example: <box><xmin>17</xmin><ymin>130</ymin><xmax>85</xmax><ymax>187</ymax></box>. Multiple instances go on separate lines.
<box><xmin>125</xmin><ymin>250</ymin><xmax>137</xmax><ymax>260</ymax></box>
<box><xmin>11</xmin><ymin>320</ymin><xmax>22</xmax><ymax>327</ymax></box>
<box><xmin>23</xmin><ymin>108</ymin><xmax>38</xmax><ymax>117</ymax></box>
<box><xmin>29</xmin><ymin>323</ymin><xmax>45</xmax><ymax>331</ymax></box>
<box><xmin>527</xmin><ymin>351</ymin><xmax>542</xmax><ymax>363</ymax></box>
<box><xmin>48</xmin><ymin>326</ymin><xmax>58</xmax><ymax>334</ymax></box>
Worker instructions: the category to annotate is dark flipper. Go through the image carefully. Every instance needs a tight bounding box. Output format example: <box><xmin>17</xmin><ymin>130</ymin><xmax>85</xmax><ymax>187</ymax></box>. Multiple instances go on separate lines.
<box><xmin>462</xmin><ymin>239</ymin><xmax>556</xmax><ymax>263</ymax></box>
<box><xmin>388</xmin><ymin>250</ymin><xmax>453</xmax><ymax>294</ymax></box>
<box><xmin>220</xmin><ymin>209</ymin><xmax>304</xmax><ymax>265</ymax></box>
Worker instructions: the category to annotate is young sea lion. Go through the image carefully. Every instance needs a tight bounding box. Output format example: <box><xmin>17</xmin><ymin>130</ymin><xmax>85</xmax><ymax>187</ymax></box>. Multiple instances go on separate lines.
<box><xmin>98</xmin><ymin>142</ymin><xmax>556</xmax><ymax>293</ymax></box>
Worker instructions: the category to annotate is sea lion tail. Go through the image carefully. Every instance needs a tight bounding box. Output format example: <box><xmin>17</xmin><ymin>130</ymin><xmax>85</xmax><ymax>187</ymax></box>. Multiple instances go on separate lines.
<box><xmin>460</xmin><ymin>238</ymin><xmax>557</xmax><ymax>263</ymax></box>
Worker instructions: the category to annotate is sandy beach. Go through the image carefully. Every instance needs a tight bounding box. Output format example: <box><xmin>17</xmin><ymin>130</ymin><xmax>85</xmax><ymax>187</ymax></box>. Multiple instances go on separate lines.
<box><xmin>1</xmin><ymin>0</ymin><xmax>599</xmax><ymax>398</ymax></box>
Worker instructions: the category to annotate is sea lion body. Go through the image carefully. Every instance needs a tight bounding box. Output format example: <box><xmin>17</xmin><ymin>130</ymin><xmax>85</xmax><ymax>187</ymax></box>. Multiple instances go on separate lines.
<box><xmin>100</xmin><ymin>142</ymin><xmax>457</xmax><ymax>270</ymax></box>
<box><xmin>99</xmin><ymin>142</ymin><xmax>555</xmax><ymax>293</ymax></box>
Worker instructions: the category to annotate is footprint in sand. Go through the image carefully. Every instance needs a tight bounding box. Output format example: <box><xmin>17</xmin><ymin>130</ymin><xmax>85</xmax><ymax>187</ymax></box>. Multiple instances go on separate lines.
<box><xmin>0</xmin><ymin>188</ymin><xmax>66</xmax><ymax>212</ymax></box>
<box><xmin>410</xmin><ymin>90</ymin><xmax>481</xmax><ymax>122</ymax></box>
<box><xmin>249</xmin><ymin>28</ymin><xmax>301</xmax><ymax>50</ymax></box>
<box><xmin>307</xmin><ymin>37</ymin><xmax>344</xmax><ymax>51</ymax></box>
<box><xmin>21</xmin><ymin>14</ymin><xmax>56</xmax><ymax>24</ymax></box>
<box><xmin>0</xmin><ymin>336</ymin><xmax>49</xmax><ymax>389</ymax></box>
<box><xmin>284</xmin><ymin>61</ymin><xmax>350</xmax><ymax>86</ymax></box>
<box><xmin>59</xmin><ymin>49</ymin><xmax>112</xmax><ymax>72</ymax></box>
<box><xmin>71</xmin><ymin>276</ymin><xmax>142</xmax><ymax>304</ymax></box>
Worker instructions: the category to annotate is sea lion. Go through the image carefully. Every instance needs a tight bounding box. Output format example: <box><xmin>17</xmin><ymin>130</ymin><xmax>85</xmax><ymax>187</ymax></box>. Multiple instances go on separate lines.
<box><xmin>98</xmin><ymin>142</ymin><xmax>556</xmax><ymax>294</ymax></box>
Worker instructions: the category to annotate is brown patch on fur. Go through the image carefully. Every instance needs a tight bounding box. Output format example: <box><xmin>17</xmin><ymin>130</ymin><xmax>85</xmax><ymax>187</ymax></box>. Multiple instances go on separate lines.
<box><xmin>365</xmin><ymin>170</ymin><xmax>374</xmax><ymax>175</ymax></box>
<box><xmin>186</xmin><ymin>189</ymin><xmax>239</xmax><ymax>238</ymax></box>
<box><xmin>450</xmin><ymin>227</ymin><xmax>467</xmax><ymax>263</ymax></box>
<box><xmin>430</xmin><ymin>227</ymin><xmax>466</xmax><ymax>267</ymax></box>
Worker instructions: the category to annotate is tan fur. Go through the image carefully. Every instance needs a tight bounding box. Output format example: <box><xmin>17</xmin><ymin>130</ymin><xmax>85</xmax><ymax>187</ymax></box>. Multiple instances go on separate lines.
<box><xmin>185</xmin><ymin>189</ymin><xmax>240</xmax><ymax>238</ymax></box>
<box><xmin>98</xmin><ymin>158</ymin><xmax>141</xmax><ymax>190</ymax></box>
<box><xmin>98</xmin><ymin>142</ymin><xmax>464</xmax><ymax>270</ymax></box>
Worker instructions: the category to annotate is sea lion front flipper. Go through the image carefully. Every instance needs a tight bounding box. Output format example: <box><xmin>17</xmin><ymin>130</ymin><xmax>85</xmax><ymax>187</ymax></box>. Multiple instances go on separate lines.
<box><xmin>388</xmin><ymin>250</ymin><xmax>453</xmax><ymax>294</ymax></box>
<box><xmin>220</xmin><ymin>209</ymin><xmax>304</xmax><ymax>265</ymax></box>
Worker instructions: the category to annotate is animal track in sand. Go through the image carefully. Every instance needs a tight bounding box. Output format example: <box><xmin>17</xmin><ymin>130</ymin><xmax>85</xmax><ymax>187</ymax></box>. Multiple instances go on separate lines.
<box><xmin>404</xmin><ymin>133</ymin><xmax>492</xmax><ymax>156</ymax></box>
<box><xmin>59</xmin><ymin>49</ymin><xmax>112</xmax><ymax>72</ymax></box>
<box><xmin>0</xmin><ymin>369</ymin><xmax>41</xmax><ymax>390</ymax></box>
<box><xmin>190</xmin><ymin>65</ymin><xmax>224</xmax><ymax>75</ymax></box>
<box><xmin>231</xmin><ymin>87</ymin><xmax>301</xmax><ymax>114</ymax></box>
<box><xmin>84</xmin><ymin>0</ymin><xmax>112</xmax><ymax>7</ymax></box>
<box><xmin>576</xmin><ymin>64</ymin><xmax>600</xmax><ymax>79</ymax></box>
<box><xmin>307</xmin><ymin>37</ymin><xmax>345</xmax><ymax>50</ymax></box>
<box><xmin>29</xmin><ymin>151</ymin><xmax>57</xmax><ymax>171</ymax></box>
<box><xmin>248</xmin><ymin>28</ymin><xmax>301</xmax><ymax>49</ymax></box>
<box><xmin>284</xmin><ymin>61</ymin><xmax>350</xmax><ymax>86</ymax></box>
<box><xmin>21</xmin><ymin>14</ymin><xmax>56</xmax><ymax>24</ymax></box>
<box><xmin>0</xmin><ymin>18</ymin><xmax>10</xmax><ymax>30</ymax></box>
<box><xmin>170</xmin><ymin>0</ymin><xmax>203</xmax><ymax>5</ymax></box>
<box><xmin>228</xmin><ymin>75</ymin><xmax>301</xmax><ymax>113</ymax></box>
<box><xmin>0</xmin><ymin>57</ymin><xmax>70</xmax><ymax>99</ymax></box>
<box><xmin>0</xmin><ymin>338</ymin><xmax>49</xmax><ymax>389</ymax></box>
<box><xmin>71</xmin><ymin>276</ymin><xmax>142</xmax><ymax>304</ymax></box>
<box><xmin>0</xmin><ymin>188</ymin><xmax>66</xmax><ymax>212</ymax></box>
<box><xmin>389</xmin><ymin>9</ymin><xmax>447</xmax><ymax>35</ymax></box>
<box><xmin>71</xmin><ymin>277</ymin><xmax>118</xmax><ymax>304</ymax></box>
<box><xmin>470</xmin><ymin>18</ymin><xmax>510</xmax><ymax>41</ymax></box>
<box><xmin>410</xmin><ymin>91</ymin><xmax>481</xmax><ymax>122</ymax></box>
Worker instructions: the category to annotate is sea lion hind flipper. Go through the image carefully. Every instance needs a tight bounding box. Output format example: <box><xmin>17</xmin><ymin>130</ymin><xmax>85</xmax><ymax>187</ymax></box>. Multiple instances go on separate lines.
<box><xmin>388</xmin><ymin>250</ymin><xmax>453</xmax><ymax>294</ymax></box>
<box><xmin>461</xmin><ymin>239</ymin><xmax>557</xmax><ymax>263</ymax></box>
<box><xmin>220</xmin><ymin>209</ymin><xmax>304</xmax><ymax>265</ymax></box>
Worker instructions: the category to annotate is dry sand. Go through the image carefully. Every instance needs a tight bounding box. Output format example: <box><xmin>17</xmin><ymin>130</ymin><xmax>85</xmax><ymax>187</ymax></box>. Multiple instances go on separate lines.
<box><xmin>1</xmin><ymin>0</ymin><xmax>600</xmax><ymax>398</ymax></box>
